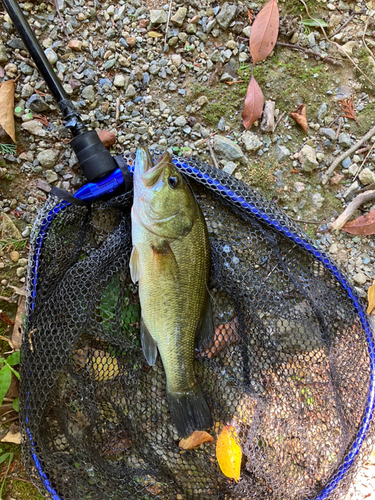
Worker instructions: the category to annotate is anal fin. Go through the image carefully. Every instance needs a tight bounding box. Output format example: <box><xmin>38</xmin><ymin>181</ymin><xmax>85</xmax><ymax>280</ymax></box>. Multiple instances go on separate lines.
<box><xmin>141</xmin><ymin>317</ymin><xmax>158</xmax><ymax>366</ymax></box>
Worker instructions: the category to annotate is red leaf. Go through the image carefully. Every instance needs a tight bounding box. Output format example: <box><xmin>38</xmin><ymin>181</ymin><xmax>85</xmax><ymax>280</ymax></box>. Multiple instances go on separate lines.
<box><xmin>250</xmin><ymin>0</ymin><xmax>279</xmax><ymax>65</ymax></box>
<box><xmin>289</xmin><ymin>104</ymin><xmax>308</xmax><ymax>133</ymax></box>
<box><xmin>241</xmin><ymin>75</ymin><xmax>264</xmax><ymax>130</ymax></box>
<box><xmin>342</xmin><ymin>209</ymin><xmax>375</xmax><ymax>235</ymax></box>
<box><xmin>0</xmin><ymin>312</ymin><xmax>14</xmax><ymax>325</ymax></box>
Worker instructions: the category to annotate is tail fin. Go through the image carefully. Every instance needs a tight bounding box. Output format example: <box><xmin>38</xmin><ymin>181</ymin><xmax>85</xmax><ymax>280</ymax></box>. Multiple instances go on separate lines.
<box><xmin>167</xmin><ymin>384</ymin><xmax>212</xmax><ymax>438</ymax></box>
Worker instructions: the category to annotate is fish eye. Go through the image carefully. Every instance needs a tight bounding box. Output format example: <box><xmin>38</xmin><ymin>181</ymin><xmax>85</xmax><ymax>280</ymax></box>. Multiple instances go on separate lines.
<box><xmin>168</xmin><ymin>176</ymin><xmax>179</xmax><ymax>188</ymax></box>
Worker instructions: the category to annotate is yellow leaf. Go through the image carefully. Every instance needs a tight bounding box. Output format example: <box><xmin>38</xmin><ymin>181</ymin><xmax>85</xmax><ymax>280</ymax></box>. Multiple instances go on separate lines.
<box><xmin>367</xmin><ymin>280</ymin><xmax>375</xmax><ymax>315</ymax></box>
<box><xmin>0</xmin><ymin>80</ymin><xmax>16</xmax><ymax>143</ymax></box>
<box><xmin>216</xmin><ymin>424</ymin><xmax>242</xmax><ymax>482</ymax></box>
<box><xmin>90</xmin><ymin>350</ymin><xmax>120</xmax><ymax>381</ymax></box>
<box><xmin>147</xmin><ymin>31</ymin><xmax>163</xmax><ymax>38</ymax></box>
<box><xmin>179</xmin><ymin>431</ymin><xmax>214</xmax><ymax>450</ymax></box>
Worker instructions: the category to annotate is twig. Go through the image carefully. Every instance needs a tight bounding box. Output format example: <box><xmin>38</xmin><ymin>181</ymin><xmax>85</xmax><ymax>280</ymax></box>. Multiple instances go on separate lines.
<box><xmin>53</xmin><ymin>0</ymin><xmax>70</xmax><ymax>41</ymax></box>
<box><xmin>225</xmin><ymin>80</ymin><xmax>244</xmax><ymax>85</ymax></box>
<box><xmin>353</xmin><ymin>141</ymin><xmax>375</xmax><ymax>182</ymax></box>
<box><xmin>0</xmin><ymin>297</ymin><xmax>15</xmax><ymax>303</ymax></box>
<box><xmin>362</xmin><ymin>17</ymin><xmax>374</xmax><ymax>59</ymax></box>
<box><xmin>12</xmin><ymin>477</ymin><xmax>34</xmax><ymax>485</ymax></box>
<box><xmin>0</xmin><ymin>415</ymin><xmax>19</xmax><ymax>424</ymax></box>
<box><xmin>322</xmin><ymin>123</ymin><xmax>375</xmax><ymax>184</ymax></box>
<box><xmin>207</xmin><ymin>139</ymin><xmax>220</xmax><ymax>170</ymax></box>
<box><xmin>274</xmin><ymin>110</ymin><xmax>286</xmax><ymax>130</ymax></box>
<box><xmin>116</xmin><ymin>97</ymin><xmax>120</xmax><ymax>123</ymax></box>
<box><xmin>287</xmin><ymin>217</ymin><xmax>323</xmax><ymax>225</ymax></box>
<box><xmin>299</xmin><ymin>0</ymin><xmax>375</xmax><ymax>87</ymax></box>
<box><xmin>202</xmin><ymin>131</ymin><xmax>217</xmax><ymax>144</ymax></box>
<box><xmin>13</xmin><ymin>53</ymin><xmax>36</xmax><ymax>68</ymax></box>
<box><xmin>335</xmin><ymin>117</ymin><xmax>343</xmax><ymax>140</ymax></box>
<box><xmin>357</xmin><ymin>146</ymin><xmax>372</xmax><ymax>155</ymax></box>
<box><xmin>329</xmin><ymin>12</ymin><xmax>356</xmax><ymax>38</ymax></box>
<box><xmin>276</xmin><ymin>42</ymin><xmax>343</xmax><ymax>66</ymax></box>
<box><xmin>330</xmin><ymin>190</ymin><xmax>375</xmax><ymax>231</ymax></box>
<box><xmin>164</xmin><ymin>0</ymin><xmax>173</xmax><ymax>47</ymax></box>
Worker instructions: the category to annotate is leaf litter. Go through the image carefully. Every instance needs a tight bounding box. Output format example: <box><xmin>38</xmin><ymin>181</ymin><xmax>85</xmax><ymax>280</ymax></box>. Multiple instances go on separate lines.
<box><xmin>0</xmin><ymin>80</ymin><xmax>16</xmax><ymax>143</ymax></box>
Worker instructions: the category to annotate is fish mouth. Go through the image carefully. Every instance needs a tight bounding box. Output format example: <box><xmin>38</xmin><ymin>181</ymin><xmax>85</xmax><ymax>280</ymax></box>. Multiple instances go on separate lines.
<box><xmin>137</xmin><ymin>149</ymin><xmax>172</xmax><ymax>188</ymax></box>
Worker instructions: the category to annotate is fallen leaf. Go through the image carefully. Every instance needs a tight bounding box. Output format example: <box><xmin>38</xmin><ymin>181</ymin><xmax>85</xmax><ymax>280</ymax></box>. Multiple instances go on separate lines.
<box><xmin>216</xmin><ymin>424</ymin><xmax>242</xmax><ymax>482</ymax></box>
<box><xmin>342</xmin><ymin>209</ymin><xmax>375</xmax><ymax>235</ymax></box>
<box><xmin>241</xmin><ymin>75</ymin><xmax>264</xmax><ymax>130</ymax></box>
<box><xmin>147</xmin><ymin>31</ymin><xmax>163</xmax><ymax>38</ymax></box>
<box><xmin>249</xmin><ymin>0</ymin><xmax>279</xmax><ymax>65</ymax></box>
<box><xmin>12</xmin><ymin>295</ymin><xmax>25</xmax><ymax>350</ymax></box>
<box><xmin>0</xmin><ymin>80</ymin><xmax>16</xmax><ymax>143</ymax></box>
<box><xmin>196</xmin><ymin>319</ymin><xmax>239</xmax><ymax>359</ymax></box>
<box><xmin>0</xmin><ymin>313</ymin><xmax>14</xmax><ymax>325</ymax></box>
<box><xmin>368</xmin><ymin>281</ymin><xmax>375</xmax><ymax>315</ymax></box>
<box><xmin>290</xmin><ymin>104</ymin><xmax>308</xmax><ymax>133</ymax></box>
<box><xmin>338</xmin><ymin>96</ymin><xmax>359</xmax><ymax>125</ymax></box>
<box><xmin>90</xmin><ymin>350</ymin><xmax>120</xmax><ymax>381</ymax></box>
<box><xmin>301</xmin><ymin>18</ymin><xmax>329</xmax><ymax>28</ymax></box>
<box><xmin>146</xmin><ymin>484</ymin><xmax>162</xmax><ymax>496</ymax></box>
<box><xmin>98</xmin><ymin>130</ymin><xmax>116</xmax><ymax>149</ymax></box>
<box><xmin>1</xmin><ymin>429</ymin><xmax>21</xmax><ymax>445</ymax></box>
<box><xmin>179</xmin><ymin>431</ymin><xmax>214</xmax><ymax>450</ymax></box>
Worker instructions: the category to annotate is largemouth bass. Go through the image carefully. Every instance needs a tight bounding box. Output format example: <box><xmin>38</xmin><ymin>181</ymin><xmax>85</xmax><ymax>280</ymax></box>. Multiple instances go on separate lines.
<box><xmin>130</xmin><ymin>147</ymin><xmax>213</xmax><ymax>437</ymax></box>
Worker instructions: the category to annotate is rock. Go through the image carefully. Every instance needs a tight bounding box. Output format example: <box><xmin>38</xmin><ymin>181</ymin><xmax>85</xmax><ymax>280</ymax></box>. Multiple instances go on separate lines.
<box><xmin>276</xmin><ymin>145</ymin><xmax>290</xmax><ymax>162</ymax></box>
<box><xmin>319</xmin><ymin>128</ymin><xmax>336</xmax><ymax>141</ymax></box>
<box><xmin>113</xmin><ymin>74</ymin><xmax>127</xmax><ymax>87</ymax></box>
<box><xmin>242</xmin><ymin>131</ymin><xmax>262</xmax><ymax>151</ymax></box>
<box><xmin>359</xmin><ymin>168</ymin><xmax>375</xmax><ymax>185</ymax></box>
<box><xmin>329</xmin><ymin>243</ymin><xmax>338</xmax><ymax>254</ymax></box>
<box><xmin>294</xmin><ymin>182</ymin><xmax>305</xmax><ymax>193</ymax></box>
<box><xmin>37</xmin><ymin>149</ymin><xmax>59</xmax><ymax>169</ymax></box>
<box><xmin>341</xmin><ymin>157</ymin><xmax>351</xmax><ymax>168</ymax></box>
<box><xmin>45</xmin><ymin>48</ymin><xmax>58</xmax><ymax>65</ymax></box>
<box><xmin>312</xmin><ymin>192</ymin><xmax>324</xmax><ymax>209</ymax></box>
<box><xmin>197</xmin><ymin>95</ymin><xmax>208</xmax><ymax>107</ymax></box>
<box><xmin>353</xmin><ymin>272</ymin><xmax>367</xmax><ymax>285</ymax></box>
<box><xmin>171</xmin><ymin>7</ymin><xmax>187</xmax><ymax>27</ymax></box>
<box><xmin>290</xmin><ymin>32</ymin><xmax>299</xmax><ymax>44</ymax></box>
<box><xmin>98</xmin><ymin>130</ymin><xmax>116</xmax><ymax>149</ymax></box>
<box><xmin>260</xmin><ymin>100</ymin><xmax>275</xmax><ymax>133</ymax></box>
<box><xmin>298</xmin><ymin>145</ymin><xmax>318</xmax><ymax>172</ymax></box>
<box><xmin>174</xmin><ymin>116</ymin><xmax>187</xmax><ymax>127</ymax></box>
<box><xmin>150</xmin><ymin>10</ymin><xmax>167</xmax><ymax>24</ymax></box>
<box><xmin>343</xmin><ymin>180</ymin><xmax>359</xmax><ymax>201</ymax></box>
<box><xmin>217</xmin><ymin>117</ymin><xmax>229</xmax><ymax>131</ymax></box>
<box><xmin>1</xmin><ymin>213</ymin><xmax>22</xmax><ymax>240</ymax></box>
<box><xmin>342</xmin><ymin>41</ymin><xmax>357</xmax><ymax>55</ymax></box>
<box><xmin>317</xmin><ymin>102</ymin><xmax>328</xmax><ymax>120</ymax></box>
<box><xmin>0</xmin><ymin>44</ymin><xmax>8</xmax><ymax>63</ymax></box>
<box><xmin>10</xmin><ymin>250</ymin><xmax>20</xmax><ymax>262</ymax></box>
<box><xmin>213</xmin><ymin>135</ymin><xmax>244</xmax><ymax>162</ymax></box>
<box><xmin>68</xmin><ymin>39</ymin><xmax>82</xmax><ymax>51</ymax></box>
<box><xmin>338</xmin><ymin>132</ymin><xmax>352</xmax><ymax>148</ymax></box>
<box><xmin>171</xmin><ymin>54</ymin><xmax>182</xmax><ymax>67</ymax></box>
<box><xmin>242</xmin><ymin>26</ymin><xmax>251</xmax><ymax>38</ymax></box>
<box><xmin>125</xmin><ymin>84</ymin><xmax>136</xmax><ymax>98</ymax></box>
<box><xmin>223</xmin><ymin>161</ymin><xmax>238</xmax><ymax>175</ymax></box>
<box><xmin>21</xmin><ymin>120</ymin><xmax>46</xmax><ymax>137</ymax></box>
<box><xmin>216</xmin><ymin>3</ymin><xmax>237</xmax><ymax>29</ymax></box>
<box><xmin>26</xmin><ymin>94</ymin><xmax>51</xmax><ymax>113</ymax></box>
<box><xmin>21</xmin><ymin>83</ymin><xmax>34</xmax><ymax>98</ymax></box>
<box><xmin>81</xmin><ymin>85</ymin><xmax>96</xmax><ymax>102</ymax></box>
<box><xmin>126</xmin><ymin>37</ymin><xmax>137</xmax><ymax>48</ymax></box>
<box><xmin>348</xmin><ymin>164</ymin><xmax>359</xmax><ymax>176</ymax></box>
<box><xmin>45</xmin><ymin>170</ymin><xmax>59</xmax><ymax>183</ymax></box>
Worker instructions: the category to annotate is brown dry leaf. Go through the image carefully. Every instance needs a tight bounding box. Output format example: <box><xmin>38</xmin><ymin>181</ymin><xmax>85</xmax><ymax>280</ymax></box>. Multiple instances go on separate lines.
<box><xmin>241</xmin><ymin>75</ymin><xmax>264</xmax><ymax>130</ymax></box>
<box><xmin>0</xmin><ymin>312</ymin><xmax>14</xmax><ymax>325</ymax></box>
<box><xmin>98</xmin><ymin>130</ymin><xmax>116</xmax><ymax>149</ymax></box>
<box><xmin>249</xmin><ymin>0</ymin><xmax>279</xmax><ymax>65</ymax></box>
<box><xmin>196</xmin><ymin>319</ymin><xmax>239</xmax><ymax>359</ymax></box>
<box><xmin>342</xmin><ymin>209</ymin><xmax>375</xmax><ymax>235</ymax></box>
<box><xmin>1</xmin><ymin>429</ymin><xmax>21</xmax><ymax>444</ymax></box>
<box><xmin>0</xmin><ymin>80</ymin><xmax>16</xmax><ymax>143</ymax></box>
<box><xmin>290</xmin><ymin>104</ymin><xmax>308</xmax><ymax>133</ymax></box>
<box><xmin>179</xmin><ymin>431</ymin><xmax>214</xmax><ymax>450</ymax></box>
<box><xmin>12</xmin><ymin>295</ymin><xmax>25</xmax><ymax>350</ymax></box>
<box><xmin>367</xmin><ymin>281</ymin><xmax>375</xmax><ymax>315</ymax></box>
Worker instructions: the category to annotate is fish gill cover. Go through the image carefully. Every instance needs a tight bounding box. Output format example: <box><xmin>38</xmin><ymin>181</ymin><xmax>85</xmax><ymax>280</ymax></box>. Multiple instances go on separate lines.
<box><xmin>20</xmin><ymin>152</ymin><xmax>375</xmax><ymax>500</ymax></box>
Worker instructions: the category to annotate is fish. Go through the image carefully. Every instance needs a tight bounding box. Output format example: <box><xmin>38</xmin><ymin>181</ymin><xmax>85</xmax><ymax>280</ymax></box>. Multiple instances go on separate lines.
<box><xmin>130</xmin><ymin>147</ymin><xmax>213</xmax><ymax>437</ymax></box>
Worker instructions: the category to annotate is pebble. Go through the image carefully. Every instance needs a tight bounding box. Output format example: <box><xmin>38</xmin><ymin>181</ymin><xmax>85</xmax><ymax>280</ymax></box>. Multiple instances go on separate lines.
<box><xmin>16</xmin><ymin>267</ymin><xmax>25</xmax><ymax>278</ymax></box>
<box><xmin>341</xmin><ymin>157</ymin><xmax>352</xmax><ymax>168</ymax></box>
<box><xmin>26</xmin><ymin>95</ymin><xmax>51</xmax><ymax>113</ymax></box>
<box><xmin>37</xmin><ymin>149</ymin><xmax>58</xmax><ymax>169</ymax></box>
<box><xmin>216</xmin><ymin>3</ymin><xmax>237</xmax><ymax>29</ymax></box>
<box><xmin>242</xmin><ymin>131</ymin><xmax>262</xmax><ymax>152</ymax></box>
<box><xmin>21</xmin><ymin>120</ymin><xmax>47</xmax><ymax>137</ymax></box>
<box><xmin>213</xmin><ymin>135</ymin><xmax>245</xmax><ymax>162</ymax></box>
<box><xmin>174</xmin><ymin>116</ymin><xmax>187</xmax><ymax>127</ymax></box>
<box><xmin>359</xmin><ymin>168</ymin><xmax>375</xmax><ymax>185</ymax></box>
<box><xmin>298</xmin><ymin>145</ymin><xmax>319</xmax><ymax>172</ymax></box>
<box><xmin>81</xmin><ymin>85</ymin><xmax>96</xmax><ymax>102</ymax></box>
<box><xmin>312</xmin><ymin>192</ymin><xmax>325</xmax><ymax>209</ymax></box>
<box><xmin>353</xmin><ymin>272</ymin><xmax>367</xmax><ymax>285</ymax></box>
<box><xmin>45</xmin><ymin>170</ymin><xmax>59</xmax><ymax>183</ymax></box>
<box><xmin>338</xmin><ymin>132</ymin><xmax>352</xmax><ymax>148</ymax></box>
<box><xmin>150</xmin><ymin>10</ymin><xmax>167</xmax><ymax>24</ymax></box>
<box><xmin>113</xmin><ymin>74</ymin><xmax>127</xmax><ymax>87</ymax></box>
<box><xmin>223</xmin><ymin>161</ymin><xmax>238</xmax><ymax>175</ymax></box>
<box><xmin>276</xmin><ymin>145</ymin><xmax>290</xmax><ymax>162</ymax></box>
<box><xmin>10</xmin><ymin>251</ymin><xmax>20</xmax><ymax>263</ymax></box>
<box><xmin>171</xmin><ymin>7</ymin><xmax>187</xmax><ymax>27</ymax></box>
<box><xmin>125</xmin><ymin>84</ymin><xmax>136</xmax><ymax>98</ymax></box>
<box><xmin>45</xmin><ymin>48</ymin><xmax>58</xmax><ymax>66</ymax></box>
<box><xmin>0</xmin><ymin>44</ymin><xmax>8</xmax><ymax>63</ymax></box>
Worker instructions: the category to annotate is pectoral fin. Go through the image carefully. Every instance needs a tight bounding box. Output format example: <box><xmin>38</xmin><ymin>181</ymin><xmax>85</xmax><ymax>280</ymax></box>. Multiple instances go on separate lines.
<box><xmin>195</xmin><ymin>297</ymin><xmax>215</xmax><ymax>350</ymax></box>
<box><xmin>130</xmin><ymin>246</ymin><xmax>141</xmax><ymax>283</ymax></box>
<box><xmin>151</xmin><ymin>240</ymin><xmax>178</xmax><ymax>280</ymax></box>
<box><xmin>141</xmin><ymin>317</ymin><xmax>158</xmax><ymax>366</ymax></box>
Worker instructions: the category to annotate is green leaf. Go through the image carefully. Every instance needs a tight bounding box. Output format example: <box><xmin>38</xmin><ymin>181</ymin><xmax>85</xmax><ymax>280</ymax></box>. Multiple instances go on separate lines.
<box><xmin>27</xmin><ymin>112</ymin><xmax>33</xmax><ymax>119</ymax></box>
<box><xmin>0</xmin><ymin>453</ymin><xmax>10</xmax><ymax>465</ymax></box>
<box><xmin>14</xmin><ymin>106</ymin><xmax>22</xmax><ymax>113</ymax></box>
<box><xmin>302</xmin><ymin>18</ymin><xmax>329</xmax><ymax>27</ymax></box>
<box><xmin>8</xmin><ymin>365</ymin><xmax>20</xmax><ymax>380</ymax></box>
<box><xmin>0</xmin><ymin>365</ymin><xmax>11</xmax><ymax>406</ymax></box>
<box><xmin>6</xmin><ymin>351</ymin><xmax>19</xmax><ymax>366</ymax></box>
<box><xmin>12</xmin><ymin>397</ymin><xmax>19</xmax><ymax>412</ymax></box>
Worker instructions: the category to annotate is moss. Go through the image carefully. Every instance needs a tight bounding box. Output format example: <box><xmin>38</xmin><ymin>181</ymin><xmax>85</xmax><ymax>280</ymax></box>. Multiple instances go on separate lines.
<box><xmin>279</xmin><ymin>0</ymin><xmax>320</xmax><ymax>16</ymax></box>
<box><xmin>242</xmin><ymin>161</ymin><xmax>278</xmax><ymax>198</ymax></box>
<box><xmin>7</xmin><ymin>478</ymin><xmax>45</xmax><ymax>500</ymax></box>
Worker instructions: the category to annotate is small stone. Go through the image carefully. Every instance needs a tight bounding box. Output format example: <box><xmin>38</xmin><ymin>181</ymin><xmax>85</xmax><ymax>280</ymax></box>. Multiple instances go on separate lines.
<box><xmin>126</xmin><ymin>37</ymin><xmax>137</xmax><ymax>48</ymax></box>
<box><xmin>187</xmin><ymin>23</ymin><xmax>197</xmax><ymax>35</ymax></box>
<box><xmin>319</xmin><ymin>128</ymin><xmax>336</xmax><ymax>141</ymax></box>
<box><xmin>242</xmin><ymin>26</ymin><xmax>251</xmax><ymax>38</ymax></box>
<box><xmin>18</xmin><ymin>258</ymin><xmax>27</xmax><ymax>267</ymax></box>
<box><xmin>45</xmin><ymin>170</ymin><xmax>59</xmax><ymax>183</ymax></box>
<box><xmin>26</xmin><ymin>94</ymin><xmax>50</xmax><ymax>113</ymax></box>
<box><xmin>0</xmin><ymin>44</ymin><xmax>8</xmax><ymax>63</ymax></box>
<box><xmin>217</xmin><ymin>117</ymin><xmax>228</xmax><ymax>131</ymax></box>
<box><xmin>329</xmin><ymin>243</ymin><xmax>338</xmax><ymax>254</ymax></box>
<box><xmin>21</xmin><ymin>120</ymin><xmax>46</xmax><ymax>137</ymax></box>
<box><xmin>113</xmin><ymin>74</ymin><xmax>127</xmax><ymax>87</ymax></box>
<box><xmin>10</xmin><ymin>251</ymin><xmax>19</xmax><ymax>263</ymax></box>
<box><xmin>353</xmin><ymin>272</ymin><xmax>367</xmax><ymax>286</ymax></box>
<box><xmin>68</xmin><ymin>39</ymin><xmax>82</xmax><ymax>51</ymax></box>
<box><xmin>37</xmin><ymin>149</ymin><xmax>59</xmax><ymax>169</ymax></box>
<box><xmin>16</xmin><ymin>267</ymin><xmax>25</xmax><ymax>278</ymax></box>
<box><xmin>150</xmin><ymin>10</ymin><xmax>167</xmax><ymax>24</ymax></box>
<box><xmin>174</xmin><ymin>116</ymin><xmax>187</xmax><ymax>127</ymax></box>
<box><xmin>298</xmin><ymin>145</ymin><xmax>318</xmax><ymax>172</ymax></box>
<box><xmin>338</xmin><ymin>132</ymin><xmax>352</xmax><ymax>148</ymax></box>
<box><xmin>125</xmin><ymin>84</ymin><xmax>136</xmax><ymax>98</ymax></box>
<box><xmin>81</xmin><ymin>85</ymin><xmax>96</xmax><ymax>102</ymax></box>
<box><xmin>213</xmin><ymin>135</ymin><xmax>244</xmax><ymax>162</ymax></box>
<box><xmin>317</xmin><ymin>102</ymin><xmax>328</xmax><ymax>121</ymax></box>
<box><xmin>343</xmin><ymin>181</ymin><xmax>359</xmax><ymax>200</ymax></box>
<box><xmin>312</xmin><ymin>192</ymin><xmax>324</xmax><ymax>209</ymax></box>
<box><xmin>45</xmin><ymin>48</ymin><xmax>58</xmax><ymax>66</ymax></box>
<box><xmin>359</xmin><ymin>168</ymin><xmax>375</xmax><ymax>185</ymax></box>
<box><xmin>22</xmin><ymin>227</ymin><xmax>31</xmax><ymax>238</ymax></box>
<box><xmin>341</xmin><ymin>157</ymin><xmax>351</xmax><ymax>168</ymax></box>
<box><xmin>171</xmin><ymin>54</ymin><xmax>182</xmax><ymax>67</ymax></box>
<box><xmin>171</xmin><ymin>7</ymin><xmax>187</xmax><ymax>27</ymax></box>
<box><xmin>223</xmin><ymin>161</ymin><xmax>238</xmax><ymax>175</ymax></box>
<box><xmin>276</xmin><ymin>145</ymin><xmax>290</xmax><ymax>162</ymax></box>
<box><xmin>294</xmin><ymin>182</ymin><xmax>305</xmax><ymax>193</ymax></box>
<box><xmin>21</xmin><ymin>83</ymin><xmax>34</xmax><ymax>99</ymax></box>
<box><xmin>329</xmin><ymin>14</ymin><xmax>342</xmax><ymax>27</ymax></box>
<box><xmin>197</xmin><ymin>95</ymin><xmax>208</xmax><ymax>107</ymax></box>
<box><xmin>348</xmin><ymin>164</ymin><xmax>359</xmax><ymax>176</ymax></box>
<box><xmin>242</xmin><ymin>131</ymin><xmax>262</xmax><ymax>151</ymax></box>
<box><xmin>216</xmin><ymin>3</ymin><xmax>237</xmax><ymax>29</ymax></box>
<box><xmin>342</xmin><ymin>41</ymin><xmax>357</xmax><ymax>56</ymax></box>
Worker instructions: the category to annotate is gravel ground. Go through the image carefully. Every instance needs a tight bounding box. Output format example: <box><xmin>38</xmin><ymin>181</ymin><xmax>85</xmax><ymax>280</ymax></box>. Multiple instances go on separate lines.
<box><xmin>1</xmin><ymin>0</ymin><xmax>375</xmax><ymax>498</ymax></box>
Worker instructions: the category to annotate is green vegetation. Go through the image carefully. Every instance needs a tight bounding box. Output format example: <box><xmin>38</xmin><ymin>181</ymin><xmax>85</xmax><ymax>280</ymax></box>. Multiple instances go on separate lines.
<box><xmin>0</xmin><ymin>239</ymin><xmax>27</xmax><ymax>252</ymax></box>
<box><xmin>0</xmin><ymin>144</ymin><xmax>16</xmax><ymax>156</ymax></box>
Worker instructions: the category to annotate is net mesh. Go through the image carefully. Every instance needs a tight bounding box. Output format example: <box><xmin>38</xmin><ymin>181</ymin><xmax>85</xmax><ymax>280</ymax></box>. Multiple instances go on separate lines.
<box><xmin>21</xmin><ymin>153</ymin><xmax>375</xmax><ymax>500</ymax></box>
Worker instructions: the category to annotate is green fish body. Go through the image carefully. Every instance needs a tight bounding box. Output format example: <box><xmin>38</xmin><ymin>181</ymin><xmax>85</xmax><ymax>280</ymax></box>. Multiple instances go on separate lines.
<box><xmin>130</xmin><ymin>147</ymin><xmax>213</xmax><ymax>437</ymax></box>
